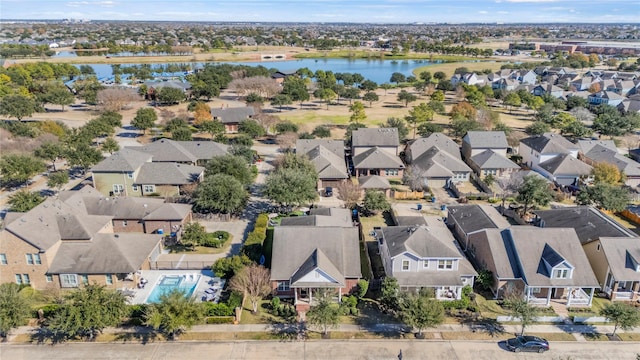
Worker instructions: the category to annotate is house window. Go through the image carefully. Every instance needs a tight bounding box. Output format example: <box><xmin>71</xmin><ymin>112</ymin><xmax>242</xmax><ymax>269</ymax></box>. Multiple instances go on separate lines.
<box><xmin>143</xmin><ymin>185</ymin><xmax>155</xmax><ymax>193</ymax></box>
<box><xmin>402</xmin><ymin>260</ymin><xmax>410</xmax><ymax>271</ymax></box>
<box><xmin>46</xmin><ymin>275</ymin><xmax>53</xmax><ymax>283</ymax></box>
<box><xmin>423</xmin><ymin>260</ymin><xmax>429</xmax><ymax>269</ymax></box>
<box><xmin>105</xmin><ymin>274</ymin><xmax>113</xmax><ymax>285</ymax></box>
<box><xmin>15</xmin><ymin>274</ymin><xmax>22</xmax><ymax>284</ymax></box>
<box><xmin>113</xmin><ymin>184</ymin><xmax>124</xmax><ymax>194</ymax></box>
<box><xmin>34</xmin><ymin>254</ymin><xmax>41</xmax><ymax>265</ymax></box>
<box><xmin>277</xmin><ymin>281</ymin><xmax>290</xmax><ymax>291</ymax></box>
<box><xmin>127</xmin><ymin>172</ymin><xmax>134</xmax><ymax>179</ymax></box>
<box><xmin>23</xmin><ymin>274</ymin><xmax>30</xmax><ymax>285</ymax></box>
<box><xmin>132</xmin><ymin>185</ymin><xmax>138</xmax><ymax>192</ymax></box>
<box><xmin>553</xmin><ymin>269</ymin><xmax>569</xmax><ymax>279</ymax></box>
<box><xmin>26</xmin><ymin>254</ymin><xmax>33</xmax><ymax>265</ymax></box>
<box><xmin>453</xmin><ymin>172</ymin><xmax>466</xmax><ymax>180</ymax></box>
<box><xmin>0</xmin><ymin>253</ymin><xmax>6</xmax><ymax>265</ymax></box>
<box><xmin>484</xmin><ymin>169</ymin><xmax>497</xmax><ymax>176</ymax></box>
<box><xmin>122</xmin><ymin>220</ymin><xmax>128</xmax><ymax>227</ymax></box>
<box><xmin>438</xmin><ymin>260</ymin><xmax>454</xmax><ymax>270</ymax></box>
<box><xmin>385</xmin><ymin>169</ymin><xmax>399</xmax><ymax>176</ymax></box>
<box><xmin>531</xmin><ymin>287</ymin><xmax>541</xmax><ymax>294</ymax></box>
<box><xmin>596</xmin><ymin>243</ymin><xmax>601</xmax><ymax>251</ymax></box>
<box><xmin>60</xmin><ymin>274</ymin><xmax>79</xmax><ymax>288</ymax></box>
<box><xmin>81</xmin><ymin>274</ymin><xmax>89</xmax><ymax>286</ymax></box>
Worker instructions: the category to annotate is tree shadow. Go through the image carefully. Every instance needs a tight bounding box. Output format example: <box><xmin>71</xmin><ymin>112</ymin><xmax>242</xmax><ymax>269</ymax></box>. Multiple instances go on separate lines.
<box><xmin>113</xmin><ymin>329</ymin><xmax>159</xmax><ymax>344</ymax></box>
<box><xmin>470</xmin><ymin>318</ymin><xmax>507</xmax><ymax>337</ymax></box>
<box><xmin>30</xmin><ymin>327</ymin><xmax>68</xmax><ymax>345</ymax></box>
<box><xmin>355</xmin><ymin>300</ymin><xmax>407</xmax><ymax>338</ymax></box>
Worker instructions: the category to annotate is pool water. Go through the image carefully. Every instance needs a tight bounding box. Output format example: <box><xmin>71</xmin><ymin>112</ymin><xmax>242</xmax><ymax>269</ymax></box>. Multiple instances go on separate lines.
<box><xmin>146</xmin><ymin>275</ymin><xmax>200</xmax><ymax>303</ymax></box>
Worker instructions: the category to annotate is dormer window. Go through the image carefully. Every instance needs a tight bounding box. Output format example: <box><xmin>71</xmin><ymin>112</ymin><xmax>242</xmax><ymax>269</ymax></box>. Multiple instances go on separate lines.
<box><xmin>553</xmin><ymin>269</ymin><xmax>570</xmax><ymax>279</ymax></box>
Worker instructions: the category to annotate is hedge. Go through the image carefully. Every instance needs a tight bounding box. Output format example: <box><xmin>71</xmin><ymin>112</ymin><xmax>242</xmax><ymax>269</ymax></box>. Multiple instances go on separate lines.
<box><xmin>242</xmin><ymin>213</ymin><xmax>269</xmax><ymax>261</ymax></box>
<box><xmin>205</xmin><ymin>316</ymin><xmax>235</xmax><ymax>324</ymax></box>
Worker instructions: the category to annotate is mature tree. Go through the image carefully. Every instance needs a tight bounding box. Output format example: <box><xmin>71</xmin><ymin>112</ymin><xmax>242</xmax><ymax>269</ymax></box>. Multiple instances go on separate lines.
<box><xmin>380</xmin><ymin>276</ymin><xmax>399</xmax><ymax>311</ymax></box>
<box><xmin>306</xmin><ymin>291</ymin><xmax>340</xmax><ymax>335</ymax></box>
<box><xmin>281</xmin><ymin>77</ymin><xmax>309</xmax><ymax>106</ymax></box>
<box><xmin>200</xmin><ymin>120</ymin><xmax>225</xmax><ymax>139</ymax></box>
<box><xmin>383</xmin><ymin>117</ymin><xmax>409</xmax><ymax>141</ymax></box>
<box><xmin>360</xmin><ymin>80</ymin><xmax>378</xmax><ymax>92</ymax></box>
<box><xmin>566</xmin><ymin>96</ymin><xmax>588</xmax><ymax>110</ymax></box>
<box><xmin>593</xmin><ymin>112</ymin><xmax>639</xmax><ymax>138</ymax></box>
<box><xmin>504</xmin><ymin>295</ymin><xmax>538</xmax><ymax>336</ymax></box>
<box><xmin>525</xmin><ymin>121</ymin><xmax>551</xmax><ymax>135</ymax></box>
<box><xmin>271</xmin><ymin>94</ymin><xmax>292</xmax><ymax>112</ymax></box>
<box><xmin>397</xmin><ymin>90</ymin><xmax>417</xmax><ymax>107</ymax></box>
<box><xmin>430</xmin><ymin>90</ymin><xmax>445</xmax><ymax>102</ymax></box>
<box><xmin>171</xmin><ymin>127</ymin><xmax>193</xmax><ymax>141</ymax></box>
<box><xmin>35</xmin><ymin>142</ymin><xmax>65</xmax><ymax>171</ymax></box>
<box><xmin>570</xmin><ymin>107</ymin><xmax>596</xmax><ymax>124</ymax></box>
<box><xmin>577</xmin><ymin>183</ymin><xmax>630</xmax><ymax>212</ymax></box>
<box><xmin>390</xmin><ymin>72</ymin><xmax>406</xmax><ymax>84</ymax></box>
<box><xmin>380</xmin><ymin>83</ymin><xmax>393</xmax><ymax>95</ymax></box>
<box><xmin>400</xmin><ymin>293</ymin><xmax>445</xmax><ymax>337</ymax></box>
<box><xmin>0</xmin><ymin>283</ymin><xmax>31</xmax><ymax>338</ymax></box>
<box><xmin>65</xmin><ymin>142</ymin><xmax>104</xmax><ymax>174</ymax></box>
<box><xmin>363</xmin><ymin>190</ymin><xmax>390</xmax><ymax>215</ymax></box>
<box><xmin>503</xmin><ymin>92</ymin><xmax>522</xmax><ymax>113</ymax></box>
<box><xmin>156</xmin><ymin>87</ymin><xmax>185</xmax><ymax>106</ymax></box>
<box><xmin>48</xmin><ymin>285</ymin><xmax>127</xmax><ymax>341</ymax></box>
<box><xmin>212</xmin><ymin>254</ymin><xmax>253</xmax><ymax>279</ymax></box>
<box><xmin>450</xmin><ymin>117</ymin><xmax>481</xmax><ymax>138</ymax></box>
<box><xmin>314</xmin><ymin>88</ymin><xmax>337</xmax><ymax>110</ymax></box>
<box><xmin>349</xmin><ymin>101</ymin><xmax>367</xmax><ymax>124</ymax></box>
<box><xmin>264</xmin><ymin>168</ymin><xmax>318</xmax><ymax>207</ymax></box>
<box><xmin>229</xmin><ymin>264</ymin><xmax>271</xmax><ymax>314</ymax></box>
<box><xmin>238</xmin><ymin>119</ymin><xmax>266</xmax><ymax>138</ymax></box>
<box><xmin>0</xmin><ymin>94</ymin><xmax>36</xmax><ymax>121</ymax></box>
<box><xmin>517</xmin><ymin>175</ymin><xmax>553</xmax><ymax>215</ymax></box>
<box><xmin>47</xmin><ymin>171</ymin><xmax>69</xmax><ymax>193</ymax></box>
<box><xmin>192</xmin><ymin>102</ymin><xmax>213</xmax><ymax>126</ymax></box>
<box><xmin>180</xmin><ymin>222</ymin><xmax>208</xmax><ymax>247</ymax></box>
<box><xmin>193</xmin><ymin>174</ymin><xmax>248</xmax><ymax>215</ymax></box>
<box><xmin>342</xmin><ymin>87</ymin><xmax>360</xmax><ymax>105</ymax></box>
<box><xmin>96</xmin><ymin>87</ymin><xmax>137</xmax><ymax>111</ymax></box>
<box><xmin>7</xmin><ymin>190</ymin><xmax>44</xmax><ymax>212</ymax></box>
<box><xmin>450</xmin><ymin>101</ymin><xmax>477</xmax><ymax>120</ymax></box>
<box><xmin>43</xmin><ymin>85</ymin><xmax>75</xmax><ymax>111</ymax></box>
<box><xmin>593</xmin><ymin>162</ymin><xmax>624</xmax><ymax>185</ymax></box>
<box><xmin>131</xmin><ymin>108</ymin><xmax>157</xmax><ymax>134</ymax></box>
<box><xmin>144</xmin><ymin>289</ymin><xmax>204</xmax><ymax>340</ymax></box>
<box><xmin>0</xmin><ymin>154</ymin><xmax>46</xmax><ymax>186</ymax></box>
<box><xmin>362</xmin><ymin>91</ymin><xmax>379</xmax><ymax>107</ymax></box>
<box><xmin>336</xmin><ymin>181</ymin><xmax>362</xmax><ymax>209</ymax></box>
<box><xmin>312</xmin><ymin>125</ymin><xmax>331</xmax><ymax>138</ymax></box>
<box><xmin>599</xmin><ymin>302</ymin><xmax>640</xmax><ymax>336</ymax></box>
<box><xmin>275</xmin><ymin>121</ymin><xmax>299</xmax><ymax>135</ymax></box>
<box><xmin>205</xmin><ymin>155</ymin><xmax>253</xmax><ymax>186</ymax></box>
<box><xmin>101</xmin><ymin>137</ymin><xmax>120</xmax><ymax>154</ymax></box>
<box><xmin>406</xmin><ymin>103</ymin><xmax>434</xmax><ymax>139</ymax></box>
<box><xmin>561</xmin><ymin>120</ymin><xmax>592</xmax><ymax>140</ymax></box>
<box><xmin>418</xmin><ymin>122</ymin><xmax>443</xmax><ymax>137</ymax></box>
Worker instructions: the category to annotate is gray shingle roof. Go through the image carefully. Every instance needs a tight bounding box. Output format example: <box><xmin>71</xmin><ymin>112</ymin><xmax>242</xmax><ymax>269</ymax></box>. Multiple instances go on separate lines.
<box><xmin>407</xmin><ymin>134</ymin><xmax>460</xmax><ymax>162</ymax></box>
<box><xmin>305</xmin><ymin>145</ymin><xmax>348</xmax><ymax>180</ymax></box>
<box><xmin>270</xmin><ymin>226</ymin><xmax>361</xmax><ymax>282</ymax></box>
<box><xmin>210</xmin><ymin>107</ymin><xmax>255</xmax><ymax>124</ymax></box>
<box><xmin>447</xmin><ymin>204</ymin><xmax>510</xmax><ymax>236</ymax></box>
<box><xmin>577</xmin><ymin>139</ymin><xmax>617</xmax><ymax>154</ymax></box>
<box><xmin>463</xmin><ymin>131</ymin><xmax>508</xmax><ymax>149</ymax></box>
<box><xmin>280</xmin><ymin>208</ymin><xmax>353</xmax><ymax>227</ymax></box>
<box><xmin>290</xmin><ymin>248</ymin><xmax>345</xmax><ymax>287</ymax></box>
<box><xmin>353</xmin><ymin>147</ymin><xmax>404</xmax><ymax>169</ymax></box>
<box><xmin>538</xmin><ymin>154</ymin><xmax>592</xmax><ymax>176</ymax></box>
<box><xmin>471</xmin><ymin>150</ymin><xmax>520</xmax><ymax>170</ymax></box>
<box><xmin>135</xmin><ymin>162</ymin><xmax>204</xmax><ymax>185</ymax></box>
<box><xmin>47</xmin><ymin>233</ymin><xmax>161</xmax><ymax>274</ymax></box>
<box><xmin>128</xmin><ymin>139</ymin><xmax>228</xmax><ymax>163</ymax></box>
<box><xmin>598</xmin><ymin>237</ymin><xmax>640</xmax><ymax>282</ymax></box>
<box><xmin>520</xmin><ymin>133</ymin><xmax>577</xmax><ymax>154</ymax></box>
<box><xmin>583</xmin><ymin>145</ymin><xmax>640</xmax><ymax>177</ymax></box>
<box><xmin>91</xmin><ymin>148</ymin><xmax>151</xmax><ymax>172</ymax></box>
<box><xmin>381</xmin><ymin>225</ymin><xmax>460</xmax><ymax>259</ymax></box>
<box><xmin>412</xmin><ymin>146</ymin><xmax>471</xmax><ymax>176</ymax></box>
<box><xmin>359</xmin><ymin>175</ymin><xmax>391</xmax><ymax>189</ymax></box>
<box><xmin>533</xmin><ymin>206</ymin><xmax>635</xmax><ymax>244</ymax></box>
<box><xmin>352</xmin><ymin>128</ymin><xmax>399</xmax><ymax>147</ymax></box>
<box><xmin>297</xmin><ymin>139</ymin><xmax>345</xmax><ymax>158</ymax></box>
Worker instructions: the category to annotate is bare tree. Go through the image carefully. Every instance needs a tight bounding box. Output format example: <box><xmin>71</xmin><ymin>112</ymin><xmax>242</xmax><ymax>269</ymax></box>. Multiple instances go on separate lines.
<box><xmin>496</xmin><ymin>172</ymin><xmax>526</xmax><ymax>213</ymax></box>
<box><xmin>570</xmin><ymin>107</ymin><xmax>596</xmax><ymax>124</ymax></box>
<box><xmin>276</xmin><ymin>132</ymin><xmax>299</xmax><ymax>152</ymax></box>
<box><xmin>229</xmin><ymin>76</ymin><xmax>281</xmax><ymax>98</ymax></box>
<box><xmin>403</xmin><ymin>165</ymin><xmax>428</xmax><ymax>191</ymax></box>
<box><xmin>97</xmin><ymin>87</ymin><xmax>138</xmax><ymax>112</ymax></box>
<box><xmin>252</xmin><ymin>109</ymin><xmax>279</xmax><ymax>134</ymax></box>
<box><xmin>229</xmin><ymin>264</ymin><xmax>271</xmax><ymax>313</ymax></box>
<box><xmin>336</xmin><ymin>181</ymin><xmax>362</xmax><ymax>209</ymax></box>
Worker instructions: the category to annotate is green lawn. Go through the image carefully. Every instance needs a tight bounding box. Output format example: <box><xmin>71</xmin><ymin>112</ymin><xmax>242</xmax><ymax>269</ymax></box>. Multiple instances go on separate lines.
<box><xmin>474</xmin><ymin>293</ymin><xmax>509</xmax><ymax>319</ymax></box>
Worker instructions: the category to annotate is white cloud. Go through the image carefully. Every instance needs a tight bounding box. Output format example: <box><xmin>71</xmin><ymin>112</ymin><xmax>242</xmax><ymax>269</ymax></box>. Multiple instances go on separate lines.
<box><xmin>479</xmin><ymin>10</ymin><xmax>488</xmax><ymax>14</ymax></box>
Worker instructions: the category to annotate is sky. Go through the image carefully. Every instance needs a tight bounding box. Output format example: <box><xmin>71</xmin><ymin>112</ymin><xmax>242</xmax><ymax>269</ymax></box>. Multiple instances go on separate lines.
<box><xmin>1</xmin><ymin>0</ymin><xmax>640</xmax><ymax>23</ymax></box>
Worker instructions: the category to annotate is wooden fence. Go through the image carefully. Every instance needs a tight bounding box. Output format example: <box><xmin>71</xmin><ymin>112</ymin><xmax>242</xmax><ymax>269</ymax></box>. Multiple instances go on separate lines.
<box><xmin>150</xmin><ymin>261</ymin><xmax>211</xmax><ymax>270</ymax></box>
<box><xmin>390</xmin><ymin>190</ymin><xmax>425</xmax><ymax>200</ymax></box>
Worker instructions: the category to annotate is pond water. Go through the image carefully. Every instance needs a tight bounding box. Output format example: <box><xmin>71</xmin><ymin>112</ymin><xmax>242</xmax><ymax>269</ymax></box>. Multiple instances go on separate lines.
<box><xmin>75</xmin><ymin>58</ymin><xmax>440</xmax><ymax>84</ymax></box>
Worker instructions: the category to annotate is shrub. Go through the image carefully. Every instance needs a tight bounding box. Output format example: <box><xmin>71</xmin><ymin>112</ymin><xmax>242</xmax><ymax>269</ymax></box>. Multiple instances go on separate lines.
<box><xmin>204</xmin><ymin>302</ymin><xmax>234</xmax><ymax>316</ymax></box>
<box><xmin>205</xmin><ymin>316</ymin><xmax>235</xmax><ymax>324</ymax></box>
<box><xmin>227</xmin><ymin>291</ymin><xmax>243</xmax><ymax>310</ymax></box>
<box><xmin>37</xmin><ymin>304</ymin><xmax>60</xmax><ymax>319</ymax></box>
<box><xmin>255</xmin><ymin>213</ymin><xmax>269</xmax><ymax>228</ymax></box>
<box><xmin>271</xmin><ymin>296</ymin><xmax>281</xmax><ymax>310</ymax></box>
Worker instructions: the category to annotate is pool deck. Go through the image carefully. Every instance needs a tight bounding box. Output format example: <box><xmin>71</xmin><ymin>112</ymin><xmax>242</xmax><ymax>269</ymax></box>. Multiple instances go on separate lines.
<box><xmin>124</xmin><ymin>270</ymin><xmax>220</xmax><ymax>304</ymax></box>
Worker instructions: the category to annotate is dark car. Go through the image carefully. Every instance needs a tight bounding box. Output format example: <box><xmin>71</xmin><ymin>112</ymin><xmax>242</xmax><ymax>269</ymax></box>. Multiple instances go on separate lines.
<box><xmin>325</xmin><ymin>187</ymin><xmax>333</xmax><ymax>197</ymax></box>
<box><xmin>506</xmin><ymin>336</ymin><xmax>549</xmax><ymax>353</ymax></box>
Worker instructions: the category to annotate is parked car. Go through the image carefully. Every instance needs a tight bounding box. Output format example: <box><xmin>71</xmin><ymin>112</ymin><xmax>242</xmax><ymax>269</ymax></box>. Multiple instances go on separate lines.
<box><xmin>325</xmin><ymin>187</ymin><xmax>333</xmax><ymax>197</ymax></box>
<box><xmin>505</xmin><ymin>336</ymin><xmax>549</xmax><ymax>353</ymax></box>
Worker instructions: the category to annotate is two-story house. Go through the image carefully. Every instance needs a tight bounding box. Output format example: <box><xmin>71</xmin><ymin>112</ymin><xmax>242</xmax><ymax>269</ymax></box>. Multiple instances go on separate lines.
<box><xmin>296</xmin><ymin>139</ymin><xmax>349</xmax><ymax>189</ymax></box>
<box><xmin>588</xmin><ymin>91</ymin><xmax>625</xmax><ymax>107</ymax></box>
<box><xmin>376</xmin><ymin>217</ymin><xmax>476</xmax><ymax>300</ymax></box>
<box><xmin>210</xmin><ymin>106</ymin><xmax>255</xmax><ymax>133</ymax></box>
<box><xmin>519</xmin><ymin>132</ymin><xmax>579</xmax><ymax>171</ymax></box>
<box><xmin>583</xmin><ymin>237</ymin><xmax>640</xmax><ymax>302</ymax></box>
<box><xmin>351</xmin><ymin>128</ymin><xmax>404</xmax><ymax>178</ymax></box>
<box><xmin>461</xmin><ymin>131</ymin><xmax>519</xmax><ymax>180</ymax></box>
<box><xmin>577</xmin><ymin>139</ymin><xmax>640</xmax><ymax>187</ymax></box>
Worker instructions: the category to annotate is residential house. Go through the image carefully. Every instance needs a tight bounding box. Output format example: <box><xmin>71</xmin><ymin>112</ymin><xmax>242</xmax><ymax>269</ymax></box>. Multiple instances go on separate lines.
<box><xmin>537</xmin><ymin>153</ymin><xmax>593</xmax><ymax>186</ymax></box>
<box><xmin>351</xmin><ymin>128</ymin><xmax>400</xmax><ymax>156</ymax></box>
<box><xmin>577</xmin><ymin>139</ymin><xmax>640</xmax><ymax>187</ymax></box>
<box><xmin>404</xmin><ymin>133</ymin><xmax>460</xmax><ymax>165</ymax></box>
<box><xmin>409</xmin><ymin>146</ymin><xmax>472</xmax><ymax>188</ymax></box>
<box><xmin>144</xmin><ymin>80</ymin><xmax>191</xmax><ymax>100</ymax></box>
<box><xmin>571</xmin><ymin>77</ymin><xmax>597</xmax><ymax>91</ymax></box>
<box><xmin>451</xmin><ymin>72</ymin><xmax>486</xmax><ymax>87</ymax></box>
<box><xmin>468</xmin><ymin>150</ymin><xmax>520</xmax><ymax>180</ymax></box>
<box><xmin>514</xmin><ymin>69</ymin><xmax>537</xmax><ymax>85</ymax></box>
<box><xmin>270</xmin><ymin>225</ymin><xmax>361</xmax><ymax>313</ymax></box>
<box><xmin>532</xmin><ymin>206</ymin><xmax>636</xmax><ymax>245</ymax></box>
<box><xmin>210</xmin><ymin>106</ymin><xmax>255</xmax><ymax>133</ymax></box>
<box><xmin>618</xmin><ymin>98</ymin><xmax>640</xmax><ymax>115</ymax></box>
<box><xmin>519</xmin><ymin>133</ymin><xmax>579</xmax><ymax>170</ymax></box>
<box><xmin>492</xmin><ymin>78</ymin><xmax>519</xmax><ymax>91</ymax></box>
<box><xmin>607</xmin><ymin>80</ymin><xmax>637</xmax><ymax>97</ymax></box>
<box><xmin>353</xmin><ymin>147</ymin><xmax>405</xmax><ymax>178</ymax></box>
<box><xmin>129</xmin><ymin>139</ymin><xmax>229</xmax><ymax>165</ymax></box>
<box><xmin>271</xmin><ymin>69</ymin><xmax>297</xmax><ymax>84</ymax></box>
<box><xmin>279</xmin><ymin>208</ymin><xmax>353</xmax><ymax>228</ymax></box>
<box><xmin>376</xmin><ymin>217</ymin><xmax>477</xmax><ymax>300</ymax></box>
<box><xmin>532</xmin><ymin>83</ymin><xmax>564</xmax><ymax>98</ymax></box>
<box><xmin>358</xmin><ymin>175</ymin><xmax>391</xmax><ymax>197</ymax></box>
<box><xmin>446</xmin><ymin>204</ymin><xmax>510</xmax><ymax>251</ymax></box>
<box><xmin>583</xmin><ymin>237</ymin><xmax>640</xmax><ymax>302</ymax></box>
<box><xmin>467</xmin><ymin>226</ymin><xmax>600</xmax><ymax>307</ymax></box>
<box><xmin>461</xmin><ymin>131</ymin><xmax>509</xmax><ymax>159</ymax></box>
<box><xmin>588</xmin><ymin>91</ymin><xmax>625</xmax><ymax>107</ymax></box>
<box><xmin>296</xmin><ymin>139</ymin><xmax>348</xmax><ymax>188</ymax></box>
<box><xmin>0</xmin><ymin>194</ymin><xmax>163</xmax><ymax>290</ymax></box>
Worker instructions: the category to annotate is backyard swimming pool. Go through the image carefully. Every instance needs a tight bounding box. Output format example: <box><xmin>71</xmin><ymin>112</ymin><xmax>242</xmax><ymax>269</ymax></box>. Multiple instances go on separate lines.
<box><xmin>145</xmin><ymin>274</ymin><xmax>200</xmax><ymax>303</ymax></box>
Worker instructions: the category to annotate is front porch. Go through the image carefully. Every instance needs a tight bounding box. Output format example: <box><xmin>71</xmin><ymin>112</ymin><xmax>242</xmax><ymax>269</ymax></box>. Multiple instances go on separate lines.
<box><xmin>436</xmin><ymin>286</ymin><xmax>462</xmax><ymax>300</ymax></box>
<box><xmin>604</xmin><ymin>281</ymin><xmax>640</xmax><ymax>302</ymax></box>
<box><xmin>293</xmin><ymin>287</ymin><xmax>343</xmax><ymax>312</ymax></box>
<box><xmin>526</xmin><ymin>286</ymin><xmax>595</xmax><ymax>307</ymax></box>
